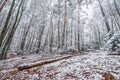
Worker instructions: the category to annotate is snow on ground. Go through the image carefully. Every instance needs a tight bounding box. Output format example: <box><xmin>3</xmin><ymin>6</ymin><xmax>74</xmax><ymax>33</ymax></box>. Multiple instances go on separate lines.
<box><xmin>0</xmin><ymin>51</ymin><xmax>120</xmax><ymax>80</ymax></box>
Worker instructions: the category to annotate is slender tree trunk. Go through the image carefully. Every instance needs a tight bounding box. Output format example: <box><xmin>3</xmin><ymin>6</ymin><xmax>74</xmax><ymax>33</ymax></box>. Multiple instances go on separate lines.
<box><xmin>113</xmin><ymin>0</ymin><xmax>120</xmax><ymax>17</ymax></box>
<box><xmin>98</xmin><ymin>0</ymin><xmax>110</xmax><ymax>32</ymax></box>
<box><xmin>20</xmin><ymin>13</ymin><xmax>34</xmax><ymax>50</ymax></box>
<box><xmin>107</xmin><ymin>3</ymin><xmax>120</xmax><ymax>30</ymax></box>
<box><xmin>0</xmin><ymin>0</ymin><xmax>8</xmax><ymax>12</ymax></box>
<box><xmin>57</xmin><ymin>0</ymin><xmax>60</xmax><ymax>50</ymax></box>
<box><xmin>70</xmin><ymin>17</ymin><xmax>73</xmax><ymax>46</ymax></box>
<box><xmin>49</xmin><ymin>12</ymin><xmax>53</xmax><ymax>52</ymax></box>
<box><xmin>43</xmin><ymin>28</ymin><xmax>50</xmax><ymax>51</ymax></box>
<box><xmin>77</xmin><ymin>0</ymin><xmax>80</xmax><ymax>51</ymax></box>
<box><xmin>62</xmin><ymin>0</ymin><xmax>67</xmax><ymax>48</ymax></box>
<box><xmin>29</xmin><ymin>32</ymin><xmax>35</xmax><ymax>51</ymax></box>
<box><xmin>0</xmin><ymin>0</ymin><xmax>15</xmax><ymax>47</ymax></box>
<box><xmin>36</xmin><ymin>24</ymin><xmax>45</xmax><ymax>53</ymax></box>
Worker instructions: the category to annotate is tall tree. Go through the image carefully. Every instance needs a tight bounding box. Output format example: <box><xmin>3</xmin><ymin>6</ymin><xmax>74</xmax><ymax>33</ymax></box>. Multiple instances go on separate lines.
<box><xmin>77</xmin><ymin>0</ymin><xmax>80</xmax><ymax>51</ymax></box>
<box><xmin>0</xmin><ymin>0</ymin><xmax>25</xmax><ymax>60</ymax></box>
<box><xmin>107</xmin><ymin>1</ymin><xmax>120</xmax><ymax>30</ymax></box>
<box><xmin>62</xmin><ymin>0</ymin><xmax>67</xmax><ymax>48</ymax></box>
<box><xmin>20</xmin><ymin>13</ymin><xmax>35</xmax><ymax>50</ymax></box>
<box><xmin>57</xmin><ymin>0</ymin><xmax>61</xmax><ymax>50</ymax></box>
<box><xmin>98</xmin><ymin>0</ymin><xmax>110</xmax><ymax>32</ymax></box>
<box><xmin>0</xmin><ymin>0</ymin><xmax>15</xmax><ymax>47</ymax></box>
<box><xmin>36</xmin><ymin>20</ymin><xmax>45</xmax><ymax>53</ymax></box>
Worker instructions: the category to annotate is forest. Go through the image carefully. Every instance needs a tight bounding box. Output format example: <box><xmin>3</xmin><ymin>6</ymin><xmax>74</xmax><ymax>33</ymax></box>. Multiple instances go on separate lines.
<box><xmin>0</xmin><ymin>0</ymin><xmax>120</xmax><ymax>80</ymax></box>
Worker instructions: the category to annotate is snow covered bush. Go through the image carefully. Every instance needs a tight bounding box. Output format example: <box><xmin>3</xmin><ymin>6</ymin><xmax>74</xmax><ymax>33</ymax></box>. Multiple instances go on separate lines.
<box><xmin>103</xmin><ymin>31</ymin><xmax>120</xmax><ymax>53</ymax></box>
<box><xmin>84</xmin><ymin>41</ymin><xmax>100</xmax><ymax>50</ymax></box>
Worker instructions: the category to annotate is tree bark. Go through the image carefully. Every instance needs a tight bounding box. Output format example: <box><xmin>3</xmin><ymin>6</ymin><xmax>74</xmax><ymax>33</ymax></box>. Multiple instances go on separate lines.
<box><xmin>78</xmin><ymin>0</ymin><xmax>80</xmax><ymax>51</ymax></box>
<box><xmin>0</xmin><ymin>0</ymin><xmax>8</xmax><ymax>12</ymax></box>
<box><xmin>98</xmin><ymin>0</ymin><xmax>110</xmax><ymax>32</ymax></box>
<box><xmin>62</xmin><ymin>0</ymin><xmax>67</xmax><ymax>48</ymax></box>
<box><xmin>0</xmin><ymin>0</ymin><xmax>15</xmax><ymax>47</ymax></box>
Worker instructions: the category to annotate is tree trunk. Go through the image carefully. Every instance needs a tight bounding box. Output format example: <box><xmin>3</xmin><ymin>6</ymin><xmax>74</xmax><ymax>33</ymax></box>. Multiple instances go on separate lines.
<box><xmin>0</xmin><ymin>0</ymin><xmax>24</xmax><ymax>60</ymax></box>
<box><xmin>20</xmin><ymin>13</ymin><xmax>34</xmax><ymax>50</ymax></box>
<box><xmin>57</xmin><ymin>0</ymin><xmax>61</xmax><ymax>50</ymax></box>
<box><xmin>78</xmin><ymin>0</ymin><xmax>80</xmax><ymax>51</ymax></box>
<box><xmin>62</xmin><ymin>0</ymin><xmax>67</xmax><ymax>48</ymax></box>
<box><xmin>0</xmin><ymin>0</ymin><xmax>15</xmax><ymax>47</ymax></box>
<box><xmin>0</xmin><ymin>0</ymin><xmax>8</xmax><ymax>12</ymax></box>
<box><xmin>98</xmin><ymin>0</ymin><xmax>110</xmax><ymax>32</ymax></box>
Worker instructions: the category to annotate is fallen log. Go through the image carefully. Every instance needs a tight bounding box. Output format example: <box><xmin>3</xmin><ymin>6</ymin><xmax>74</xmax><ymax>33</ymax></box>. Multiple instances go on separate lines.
<box><xmin>18</xmin><ymin>55</ymin><xmax>72</xmax><ymax>71</ymax></box>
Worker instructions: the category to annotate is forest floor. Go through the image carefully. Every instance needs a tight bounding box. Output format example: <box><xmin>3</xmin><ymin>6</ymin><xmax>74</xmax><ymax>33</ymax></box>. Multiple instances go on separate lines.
<box><xmin>0</xmin><ymin>50</ymin><xmax>120</xmax><ymax>80</ymax></box>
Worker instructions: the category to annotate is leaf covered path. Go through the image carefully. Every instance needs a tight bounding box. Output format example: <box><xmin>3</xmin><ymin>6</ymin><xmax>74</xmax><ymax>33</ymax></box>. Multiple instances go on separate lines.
<box><xmin>0</xmin><ymin>51</ymin><xmax>120</xmax><ymax>80</ymax></box>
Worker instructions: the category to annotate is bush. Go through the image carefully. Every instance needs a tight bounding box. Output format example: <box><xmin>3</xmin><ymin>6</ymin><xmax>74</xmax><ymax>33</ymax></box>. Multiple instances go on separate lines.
<box><xmin>103</xmin><ymin>31</ymin><xmax>120</xmax><ymax>53</ymax></box>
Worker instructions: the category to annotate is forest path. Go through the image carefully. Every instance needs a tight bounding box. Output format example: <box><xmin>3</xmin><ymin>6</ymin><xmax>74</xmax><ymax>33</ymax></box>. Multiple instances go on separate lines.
<box><xmin>0</xmin><ymin>50</ymin><xmax>120</xmax><ymax>80</ymax></box>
